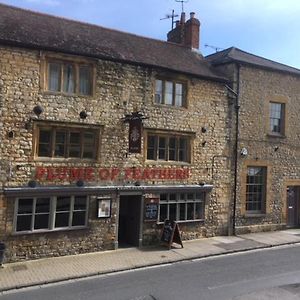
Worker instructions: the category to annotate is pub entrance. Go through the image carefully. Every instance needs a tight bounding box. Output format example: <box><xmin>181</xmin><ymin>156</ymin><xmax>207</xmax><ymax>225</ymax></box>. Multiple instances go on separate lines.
<box><xmin>118</xmin><ymin>195</ymin><xmax>142</xmax><ymax>247</ymax></box>
<box><xmin>287</xmin><ymin>186</ymin><xmax>300</xmax><ymax>227</ymax></box>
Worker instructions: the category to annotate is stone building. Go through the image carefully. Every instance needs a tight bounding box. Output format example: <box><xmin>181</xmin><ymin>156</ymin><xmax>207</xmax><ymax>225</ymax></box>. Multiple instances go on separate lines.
<box><xmin>0</xmin><ymin>4</ymin><xmax>231</xmax><ymax>262</ymax></box>
<box><xmin>207</xmin><ymin>47</ymin><xmax>300</xmax><ymax>234</ymax></box>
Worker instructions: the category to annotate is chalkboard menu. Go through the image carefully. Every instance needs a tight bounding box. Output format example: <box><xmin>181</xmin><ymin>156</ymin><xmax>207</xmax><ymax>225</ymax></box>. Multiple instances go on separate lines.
<box><xmin>161</xmin><ymin>220</ymin><xmax>183</xmax><ymax>249</ymax></box>
<box><xmin>144</xmin><ymin>197</ymin><xmax>159</xmax><ymax>222</ymax></box>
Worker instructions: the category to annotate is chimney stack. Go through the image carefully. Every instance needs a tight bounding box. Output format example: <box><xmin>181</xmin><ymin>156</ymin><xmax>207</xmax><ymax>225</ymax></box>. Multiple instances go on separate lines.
<box><xmin>167</xmin><ymin>12</ymin><xmax>200</xmax><ymax>50</ymax></box>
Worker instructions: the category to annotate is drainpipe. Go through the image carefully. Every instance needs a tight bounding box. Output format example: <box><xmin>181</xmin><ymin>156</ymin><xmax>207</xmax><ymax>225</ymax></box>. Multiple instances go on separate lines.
<box><xmin>232</xmin><ymin>63</ymin><xmax>241</xmax><ymax>236</ymax></box>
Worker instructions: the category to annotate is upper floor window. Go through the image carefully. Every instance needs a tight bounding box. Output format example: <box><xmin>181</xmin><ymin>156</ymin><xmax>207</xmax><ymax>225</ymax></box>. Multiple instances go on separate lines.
<box><xmin>155</xmin><ymin>79</ymin><xmax>186</xmax><ymax>107</ymax></box>
<box><xmin>269</xmin><ymin>102</ymin><xmax>285</xmax><ymax>135</ymax></box>
<box><xmin>246</xmin><ymin>166</ymin><xmax>267</xmax><ymax>214</ymax></box>
<box><xmin>47</xmin><ymin>60</ymin><xmax>93</xmax><ymax>96</ymax></box>
<box><xmin>36</xmin><ymin>124</ymin><xmax>99</xmax><ymax>160</ymax></box>
<box><xmin>147</xmin><ymin>133</ymin><xmax>190</xmax><ymax>163</ymax></box>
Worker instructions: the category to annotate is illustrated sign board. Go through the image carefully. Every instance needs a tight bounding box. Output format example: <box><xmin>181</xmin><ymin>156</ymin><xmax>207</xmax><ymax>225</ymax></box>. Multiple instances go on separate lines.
<box><xmin>161</xmin><ymin>220</ymin><xmax>183</xmax><ymax>249</ymax></box>
<box><xmin>35</xmin><ymin>167</ymin><xmax>190</xmax><ymax>182</ymax></box>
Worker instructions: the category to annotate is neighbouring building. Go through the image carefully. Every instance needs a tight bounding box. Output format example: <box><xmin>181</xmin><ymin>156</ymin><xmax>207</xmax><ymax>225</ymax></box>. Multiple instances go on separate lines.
<box><xmin>207</xmin><ymin>47</ymin><xmax>300</xmax><ymax>234</ymax></box>
<box><xmin>0</xmin><ymin>4</ymin><xmax>232</xmax><ymax>262</ymax></box>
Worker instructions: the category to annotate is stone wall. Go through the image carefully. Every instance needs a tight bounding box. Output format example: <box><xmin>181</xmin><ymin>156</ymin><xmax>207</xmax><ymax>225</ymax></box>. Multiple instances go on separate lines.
<box><xmin>0</xmin><ymin>45</ymin><xmax>231</xmax><ymax>262</ymax></box>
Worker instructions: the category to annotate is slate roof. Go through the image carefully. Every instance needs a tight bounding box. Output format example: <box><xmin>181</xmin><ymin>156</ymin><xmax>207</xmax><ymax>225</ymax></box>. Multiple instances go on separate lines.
<box><xmin>206</xmin><ymin>47</ymin><xmax>300</xmax><ymax>76</ymax></box>
<box><xmin>0</xmin><ymin>3</ymin><xmax>227</xmax><ymax>82</ymax></box>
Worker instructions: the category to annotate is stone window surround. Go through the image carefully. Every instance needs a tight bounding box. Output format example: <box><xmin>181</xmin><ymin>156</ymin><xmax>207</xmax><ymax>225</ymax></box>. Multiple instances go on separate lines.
<box><xmin>40</xmin><ymin>52</ymin><xmax>96</xmax><ymax>96</ymax></box>
<box><xmin>154</xmin><ymin>75</ymin><xmax>188</xmax><ymax>108</ymax></box>
<box><xmin>13</xmin><ymin>195</ymin><xmax>89</xmax><ymax>234</ymax></box>
<box><xmin>240</xmin><ymin>160</ymin><xmax>272</xmax><ymax>217</ymax></box>
<box><xmin>143</xmin><ymin>128</ymin><xmax>195</xmax><ymax>164</ymax></box>
<box><xmin>158</xmin><ymin>191</ymin><xmax>206</xmax><ymax>224</ymax></box>
<box><xmin>32</xmin><ymin>120</ymin><xmax>102</xmax><ymax>162</ymax></box>
<box><xmin>265</xmin><ymin>95</ymin><xmax>288</xmax><ymax>138</ymax></box>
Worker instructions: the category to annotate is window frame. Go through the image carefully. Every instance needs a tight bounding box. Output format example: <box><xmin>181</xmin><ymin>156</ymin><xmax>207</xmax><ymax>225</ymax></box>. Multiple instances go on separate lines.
<box><xmin>158</xmin><ymin>192</ymin><xmax>206</xmax><ymax>223</ymax></box>
<box><xmin>146</xmin><ymin>132</ymin><xmax>192</xmax><ymax>163</ymax></box>
<box><xmin>155</xmin><ymin>78</ymin><xmax>187</xmax><ymax>107</ymax></box>
<box><xmin>245</xmin><ymin>166</ymin><xmax>267</xmax><ymax>214</ymax></box>
<box><xmin>269</xmin><ymin>102</ymin><xmax>285</xmax><ymax>136</ymax></box>
<box><xmin>14</xmin><ymin>195</ymin><xmax>89</xmax><ymax>234</ymax></box>
<box><xmin>34</xmin><ymin>122</ymin><xmax>101</xmax><ymax>161</ymax></box>
<box><xmin>41</xmin><ymin>53</ymin><xmax>95</xmax><ymax>96</ymax></box>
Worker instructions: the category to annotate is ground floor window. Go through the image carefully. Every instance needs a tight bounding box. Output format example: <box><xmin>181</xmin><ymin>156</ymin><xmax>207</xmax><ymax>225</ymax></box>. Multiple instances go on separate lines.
<box><xmin>246</xmin><ymin>166</ymin><xmax>267</xmax><ymax>214</ymax></box>
<box><xmin>158</xmin><ymin>192</ymin><xmax>205</xmax><ymax>223</ymax></box>
<box><xmin>15</xmin><ymin>195</ymin><xmax>88</xmax><ymax>233</ymax></box>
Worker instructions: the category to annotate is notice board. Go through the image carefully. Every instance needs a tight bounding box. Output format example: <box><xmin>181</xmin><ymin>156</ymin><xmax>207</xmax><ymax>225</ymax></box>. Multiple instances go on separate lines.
<box><xmin>161</xmin><ymin>219</ymin><xmax>183</xmax><ymax>249</ymax></box>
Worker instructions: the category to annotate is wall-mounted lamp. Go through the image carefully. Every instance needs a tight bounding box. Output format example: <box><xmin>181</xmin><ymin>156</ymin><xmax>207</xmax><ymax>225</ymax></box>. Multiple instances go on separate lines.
<box><xmin>7</xmin><ymin>131</ymin><xmax>14</xmax><ymax>139</ymax></box>
<box><xmin>33</xmin><ymin>105</ymin><xmax>44</xmax><ymax>116</ymax></box>
<box><xmin>240</xmin><ymin>147</ymin><xmax>248</xmax><ymax>157</ymax></box>
<box><xmin>201</xmin><ymin>127</ymin><xmax>207</xmax><ymax>133</ymax></box>
<box><xmin>76</xmin><ymin>180</ymin><xmax>84</xmax><ymax>187</ymax></box>
<box><xmin>274</xmin><ymin>146</ymin><xmax>279</xmax><ymax>152</ymax></box>
<box><xmin>28</xmin><ymin>180</ymin><xmax>37</xmax><ymax>188</ymax></box>
<box><xmin>79</xmin><ymin>111</ymin><xmax>88</xmax><ymax>119</ymax></box>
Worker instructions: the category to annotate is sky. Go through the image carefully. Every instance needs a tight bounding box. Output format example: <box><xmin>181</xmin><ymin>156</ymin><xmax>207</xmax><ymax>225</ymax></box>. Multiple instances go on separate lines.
<box><xmin>1</xmin><ymin>0</ymin><xmax>300</xmax><ymax>69</ymax></box>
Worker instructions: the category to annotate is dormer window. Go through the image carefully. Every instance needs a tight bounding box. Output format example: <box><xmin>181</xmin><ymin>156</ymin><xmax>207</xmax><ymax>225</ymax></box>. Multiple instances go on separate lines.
<box><xmin>155</xmin><ymin>79</ymin><xmax>186</xmax><ymax>107</ymax></box>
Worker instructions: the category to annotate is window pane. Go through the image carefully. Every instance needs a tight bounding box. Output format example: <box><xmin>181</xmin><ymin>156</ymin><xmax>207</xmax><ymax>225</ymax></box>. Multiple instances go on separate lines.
<box><xmin>169</xmin><ymin>137</ymin><xmax>176</xmax><ymax>160</ymax></box>
<box><xmin>179</xmin><ymin>203</ymin><xmax>186</xmax><ymax>220</ymax></box>
<box><xmin>63</xmin><ymin>64</ymin><xmax>75</xmax><ymax>93</ymax></box>
<box><xmin>55</xmin><ymin>212</ymin><xmax>69</xmax><ymax>227</ymax></box>
<box><xmin>175</xmin><ymin>83</ymin><xmax>183</xmax><ymax>106</ymax></box>
<box><xmin>195</xmin><ymin>202</ymin><xmax>204</xmax><ymax>219</ymax></box>
<box><xmin>34</xmin><ymin>214</ymin><xmax>49</xmax><ymax>230</ymax></box>
<box><xmin>48</xmin><ymin>63</ymin><xmax>61</xmax><ymax>91</ymax></box>
<box><xmin>83</xmin><ymin>132</ymin><xmax>95</xmax><ymax>159</ymax></box>
<box><xmin>270</xmin><ymin>102</ymin><xmax>283</xmax><ymax>134</ymax></box>
<box><xmin>147</xmin><ymin>135</ymin><xmax>156</xmax><ymax>160</ymax></box>
<box><xmin>38</xmin><ymin>129</ymin><xmax>51</xmax><ymax>157</ymax></box>
<box><xmin>16</xmin><ymin>215</ymin><xmax>32</xmax><ymax>231</ymax></box>
<box><xmin>18</xmin><ymin>199</ymin><xmax>33</xmax><ymax>214</ymax></box>
<box><xmin>179</xmin><ymin>138</ymin><xmax>188</xmax><ymax>162</ymax></box>
<box><xmin>79</xmin><ymin>66</ymin><xmax>92</xmax><ymax>95</ymax></box>
<box><xmin>187</xmin><ymin>203</ymin><xmax>194</xmax><ymax>220</ymax></box>
<box><xmin>69</xmin><ymin>132</ymin><xmax>81</xmax><ymax>157</ymax></box>
<box><xmin>35</xmin><ymin>198</ymin><xmax>50</xmax><ymax>213</ymax></box>
<box><xmin>169</xmin><ymin>203</ymin><xmax>177</xmax><ymax>221</ymax></box>
<box><xmin>72</xmin><ymin>211</ymin><xmax>86</xmax><ymax>226</ymax></box>
<box><xmin>56</xmin><ymin>196</ymin><xmax>71</xmax><ymax>211</ymax></box>
<box><xmin>155</xmin><ymin>80</ymin><xmax>163</xmax><ymax>104</ymax></box>
<box><xmin>158</xmin><ymin>137</ymin><xmax>166</xmax><ymax>160</ymax></box>
<box><xmin>54</xmin><ymin>130</ymin><xmax>66</xmax><ymax>157</ymax></box>
<box><xmin>74</xmin><ymin>196</ymin><xmax>87</xmax><ymax>210</ymax></box>
<box><xmin>164</xmin><ymin>81</ymin><xmax>173</xmax><ymax>105</ymax></box>
<box><xmin>159</xmin><ymin>204</ymin><xmax>167</xmax><ymax>222</ymax></box>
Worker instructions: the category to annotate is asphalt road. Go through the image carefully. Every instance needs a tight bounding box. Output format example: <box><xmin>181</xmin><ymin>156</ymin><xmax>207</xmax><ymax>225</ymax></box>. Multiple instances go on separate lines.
<box><xmin>1</xmin><ymin>244</ymin><xmax>300</xmax><ymax>300</ymax></box>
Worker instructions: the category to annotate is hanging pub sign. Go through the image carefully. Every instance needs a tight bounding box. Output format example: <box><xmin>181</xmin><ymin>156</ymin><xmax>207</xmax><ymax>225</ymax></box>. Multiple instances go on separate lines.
<box><xmin>129</xmin><ymin>118</ymin><xmax>142</xmax><ymax>153</ymax></box>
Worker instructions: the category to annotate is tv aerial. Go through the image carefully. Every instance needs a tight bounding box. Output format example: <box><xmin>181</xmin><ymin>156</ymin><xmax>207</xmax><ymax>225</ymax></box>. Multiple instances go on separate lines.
<box><xmin>205</xmin><ymin>44</ymin><xmax>224</xmax><ymax>53</ymax></box>
<box><xmin>175</xmin><ymin>0</ymin><xmax>189</xmax><ymax>13</ymax></box>
<box><xmin>160</xmin><ymin>9</ymin><xmax>179</xmax><ymax>30</ymax></box>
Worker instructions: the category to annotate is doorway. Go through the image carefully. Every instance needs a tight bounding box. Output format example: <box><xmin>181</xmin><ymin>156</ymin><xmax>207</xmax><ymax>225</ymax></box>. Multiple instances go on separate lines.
<box><xmin>118</xmin><ymin>195</ymin><xmax>142</xmax><ymax>247</ymax></box>
<box><xmin>287</xmin><ymin>186</ymin><xmax>300</xmax><ymax>227</ymax></box>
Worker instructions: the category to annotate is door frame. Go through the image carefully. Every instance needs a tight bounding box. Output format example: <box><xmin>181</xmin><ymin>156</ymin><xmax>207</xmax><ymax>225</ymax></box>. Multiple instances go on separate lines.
<box><xmin>116</xmin><ymin>191</ymin><xmax>143</xmax><ymax>249</ymax></box>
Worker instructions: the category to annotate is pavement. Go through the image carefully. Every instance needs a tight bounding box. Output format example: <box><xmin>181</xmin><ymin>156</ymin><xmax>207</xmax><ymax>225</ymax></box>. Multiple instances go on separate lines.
<box><xmin>1</xmin><ymin>229</ymin><xmax>300</xmax><ymax>293</ymax></box>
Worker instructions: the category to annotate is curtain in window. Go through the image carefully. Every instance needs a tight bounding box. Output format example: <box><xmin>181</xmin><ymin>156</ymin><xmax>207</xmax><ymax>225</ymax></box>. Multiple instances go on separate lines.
<box><xmin>63</xmin><ymin>64</ymin><xmax>75</xmax><ymax>93</ymax></box>
<box><xmin>48</xmin><ymin>63</ymin><xmax>61</xmax><ymax>91</ymax></box>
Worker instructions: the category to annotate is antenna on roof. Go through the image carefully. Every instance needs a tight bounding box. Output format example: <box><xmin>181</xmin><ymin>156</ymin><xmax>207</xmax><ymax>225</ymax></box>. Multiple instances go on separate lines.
<box><xmin>205</xmin><ymin>44</ymin><xmax>223</xmax><ymax>53</ymax></box>
<box><xmin>160</xmin><ymin>9</ymin><xmax>179</xmax><ymax>30</ymax></box>
<box><xmin>175</xmin><ymin>0</ymin><xmax>189</xmax><ymax>13</ymax></box>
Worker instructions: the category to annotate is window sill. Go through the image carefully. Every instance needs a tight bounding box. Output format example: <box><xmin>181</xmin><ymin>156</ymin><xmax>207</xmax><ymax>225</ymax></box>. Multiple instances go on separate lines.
<box><xmin>12</xmin><ymin>226</ymin><xmax>88</xmax><ymax>236</ymax></box>
<box><xmin>157</xmin><ymin>219</ymin><xmax>204</xmax><ymax>225</ymax></box>
<box><xmin>267</xmin><ymin>133</ymin><xmax>286</xmax><ymax>139</ymax></box>
<box><xmin>244</xmin><ymin>213</ymin><xmax>266</xmax><ymax>218</ymax></box>
<box><xmin>34</xmin><ymin>157</ymin><xmax>98</xmax><ymax>163</ymax></box>
<box><xmin>42</xmin><ymin>90</ymin><xmax>94</xmax><ymax>98</ymax></box>
<box><xmin>153</xmin><ymin>103</ymin><xmax>187</xmax><ymax>110</ymax></box>
<box><xmin>145</xmin><ymin>160</ymin><xmax>191</xmax><ymax>166</ymax></box>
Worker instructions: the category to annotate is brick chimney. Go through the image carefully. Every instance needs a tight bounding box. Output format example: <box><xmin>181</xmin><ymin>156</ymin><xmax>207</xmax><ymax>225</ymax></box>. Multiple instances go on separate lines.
<box><xmin>167</xmin><ymin>12</ymin><xmax>200</xmax><ymax>50</ymax></box>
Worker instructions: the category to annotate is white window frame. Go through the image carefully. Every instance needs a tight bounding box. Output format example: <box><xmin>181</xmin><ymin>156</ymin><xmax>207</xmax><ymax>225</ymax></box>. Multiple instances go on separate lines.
<box><xmin>14</xmin><ymin>195</ymin><xmax>89</xmax><ymax>234</ymax></box>
<box><xmin>158</xmin><ymin>192</ymin><xmax>206</xmax><ymax>223</ymax></box>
